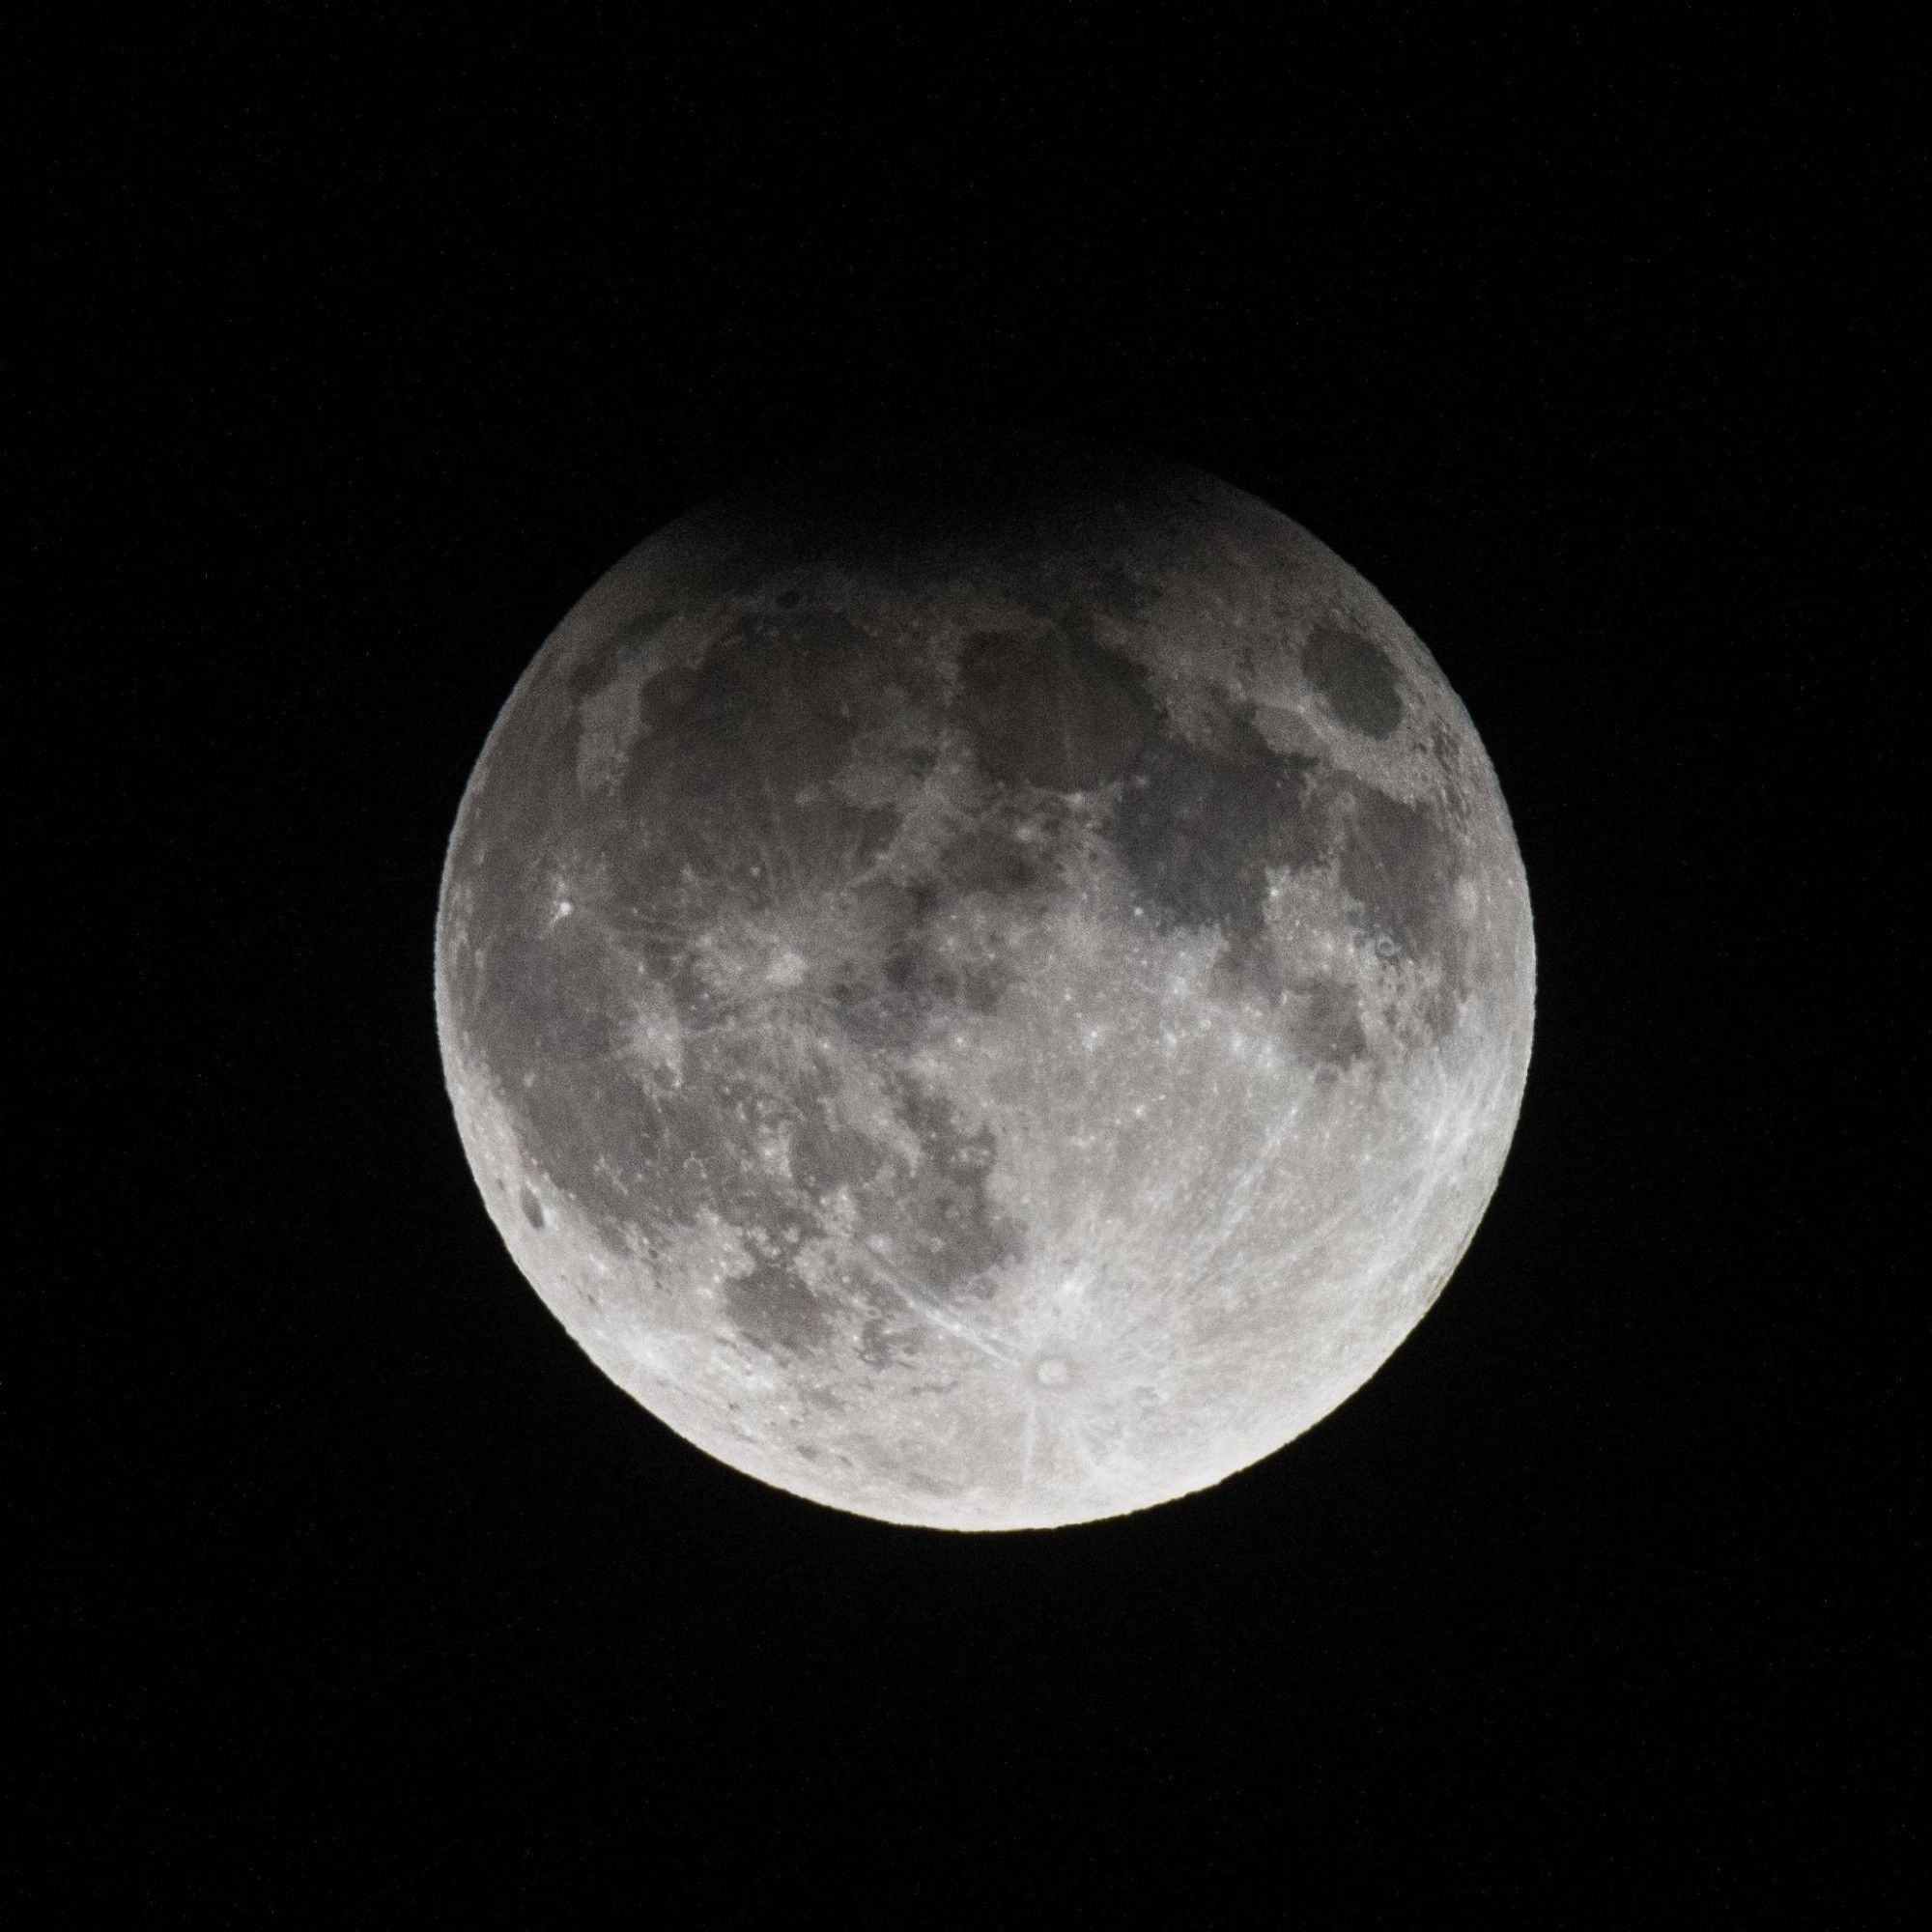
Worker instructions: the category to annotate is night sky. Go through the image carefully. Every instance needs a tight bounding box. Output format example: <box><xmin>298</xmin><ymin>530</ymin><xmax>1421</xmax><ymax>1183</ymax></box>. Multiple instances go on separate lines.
<box><xmin>28</xmin><ymin>13</ymin><xmax>1912</xmax><ymax>1918</ymax></box>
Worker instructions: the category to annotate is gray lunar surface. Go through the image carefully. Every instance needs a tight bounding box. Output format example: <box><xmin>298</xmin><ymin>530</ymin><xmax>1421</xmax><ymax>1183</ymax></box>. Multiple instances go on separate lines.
<box><xmin>435</xmin><ymin>428</ymin><xmax>1534</xmax><ymax>1528</ymax></box>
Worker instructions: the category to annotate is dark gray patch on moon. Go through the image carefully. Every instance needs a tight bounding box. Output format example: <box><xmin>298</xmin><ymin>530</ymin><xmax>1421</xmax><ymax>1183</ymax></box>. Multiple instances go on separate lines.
<box><xmin>605</xmin><ymin>622</ymin><xmax>912</xmax><ymax>998</ymax></box>
<box><xmin>787</xmin><ymin>1105</ymin><xmax>887</xmax><ymax>1198</ymax></box>
<box><xmin>954</xmin><ymin>622</ymin><xmax>1158</xmax><ymax>793</ymax></box>
<box><xmin>448</xmin><ymin>593</ymin><xmax>1036</xmax><ymax>1362</ymax></box>
<box><xmin>567</xmin><ymin>606</ymin><xmax>675</xmax><ymax>701</ymax></box>
<box><xmin>723</xmin><ymin>1246</ymin><xmax>836</xmax><ymax>1357</ymax></box>
<box><xmin>1330</xmin><ymin>779</ymin><xmax>1463</xmax><ymax>995</ymax></box>
<box><xmin>878</xmin><ymin>1077</ymin><xmax>1025</xmax><ymax>1293</ymax></box>
<box><xmin>1291</xmin><ymin>980</ymin><xmax>1371</xmax><ymax>1068</ymax></box>
<box><xmin>619</xmin><ymin>607</ymin><xmax>909</xmax><ymax>833</ymax></box>
<box><xmin>873</xmin><ymin>823</ymin><xmax>1053</xmax><ymax>1024</ymax></box>
<box><xmin>1304</xmin><ymin>622</ymin><xmax>1405</xmax><ymax>738</ymax></box>
<box><xmin>1108</xmin><ymin>696</ymin><xmax>1323</xmax><ymax>980</ymax></box>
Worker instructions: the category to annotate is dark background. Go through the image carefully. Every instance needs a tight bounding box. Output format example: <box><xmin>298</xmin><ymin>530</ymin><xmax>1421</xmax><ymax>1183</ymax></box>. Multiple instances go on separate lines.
<box><xmin>29</xmin><ymin>10</ymin><xmax>1913</xmax><ymax>1918</ymax></box>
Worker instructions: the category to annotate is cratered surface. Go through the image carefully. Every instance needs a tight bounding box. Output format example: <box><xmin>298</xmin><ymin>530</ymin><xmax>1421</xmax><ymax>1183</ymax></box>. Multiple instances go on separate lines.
<box><xmin>435</xmin><ymin>428</ymin><xmax>1534</xmax><ymax>1529</ymax></box>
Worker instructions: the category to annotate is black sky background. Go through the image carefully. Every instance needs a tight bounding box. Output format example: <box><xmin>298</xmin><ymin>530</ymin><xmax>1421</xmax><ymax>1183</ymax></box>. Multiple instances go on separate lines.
<box><xmin>28</xmin><ymin>11</ymin><xmax>1915</xmax><ymax>1918</ymax></box>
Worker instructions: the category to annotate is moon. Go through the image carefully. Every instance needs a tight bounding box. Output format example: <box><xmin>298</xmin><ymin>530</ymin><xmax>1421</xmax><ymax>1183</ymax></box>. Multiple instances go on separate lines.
<box><xmin>435</xmin><ymin>427</ymin><xmax>1534</xmax><ymax>1529</ymax></box>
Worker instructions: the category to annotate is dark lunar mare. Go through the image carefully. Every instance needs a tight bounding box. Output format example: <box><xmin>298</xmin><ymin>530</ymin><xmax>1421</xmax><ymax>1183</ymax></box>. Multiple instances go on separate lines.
<box><xmin>949</xmin><ymin>616</ymin><xmax>1470</xmax><ymax>1053</ymax></box>
<box><xmin>1303</xmin><ymin>622</ymin><xmax>1405</xmax><ymax>738</ymax></box>
<box><xmin>449</xmin><ymin>589</ymin><xmax>1043</xmax><ymax>1358</ymax></box>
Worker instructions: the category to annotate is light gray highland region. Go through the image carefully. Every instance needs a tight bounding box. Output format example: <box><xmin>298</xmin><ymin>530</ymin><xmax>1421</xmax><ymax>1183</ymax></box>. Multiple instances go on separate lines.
<box><xmin>435</xmin><ymin>427</ymin><xmax>1534</xmax><ymax>1529</ymax></box>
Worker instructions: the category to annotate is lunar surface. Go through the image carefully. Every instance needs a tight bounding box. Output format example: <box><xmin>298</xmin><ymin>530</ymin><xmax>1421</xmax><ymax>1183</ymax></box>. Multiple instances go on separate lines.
<box><xmin>435</xmin><ymin>428</ymin><xmax>1534</xmax><ymax>1529</ymax></box>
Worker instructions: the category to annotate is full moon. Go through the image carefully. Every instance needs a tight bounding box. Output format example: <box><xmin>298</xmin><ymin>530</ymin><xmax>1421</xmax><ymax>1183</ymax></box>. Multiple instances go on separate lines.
<box><xmin>435</xmin><ymin>427</ymin><xmax>1534</xmax><ymax>1529</ymax></box>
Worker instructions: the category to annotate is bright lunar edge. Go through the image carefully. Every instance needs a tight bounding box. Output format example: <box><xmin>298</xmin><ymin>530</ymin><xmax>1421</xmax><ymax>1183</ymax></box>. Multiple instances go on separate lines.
<box><xmin>435</xmin><ymin>427</ymin><xmax>1534</xmax><ymax>1530</ymax></box>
